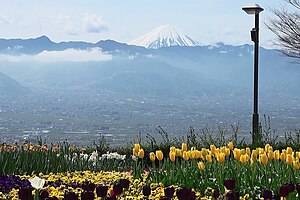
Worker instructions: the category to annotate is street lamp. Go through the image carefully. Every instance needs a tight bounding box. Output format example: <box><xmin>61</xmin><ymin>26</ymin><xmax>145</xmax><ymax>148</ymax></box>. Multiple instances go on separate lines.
<box><xmin>242</xmin><ymin>4</ymin><xmax>264</xmax><ymax>144</ymax></box>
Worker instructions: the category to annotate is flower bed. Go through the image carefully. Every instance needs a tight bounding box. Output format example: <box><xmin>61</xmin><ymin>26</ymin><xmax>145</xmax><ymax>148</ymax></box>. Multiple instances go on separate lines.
<box><xmin>1</xmin><ymin>141</ymin><xmax>300</xmax><ymax>199</ymax></box>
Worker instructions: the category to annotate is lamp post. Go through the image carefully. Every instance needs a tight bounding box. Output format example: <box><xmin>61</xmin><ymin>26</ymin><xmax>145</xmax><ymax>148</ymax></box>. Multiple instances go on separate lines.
<box><xmin>242</xmin><ymin>4</ymin><xmax>264</xmax><ymax>144</ymax></box>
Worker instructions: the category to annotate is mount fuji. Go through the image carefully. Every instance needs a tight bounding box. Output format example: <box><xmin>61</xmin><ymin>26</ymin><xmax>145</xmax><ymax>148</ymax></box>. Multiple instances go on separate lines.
<box><xmin>128</xmin><ymin>24</ymin><xmax>200</xmax><ymax>49</ymax></box>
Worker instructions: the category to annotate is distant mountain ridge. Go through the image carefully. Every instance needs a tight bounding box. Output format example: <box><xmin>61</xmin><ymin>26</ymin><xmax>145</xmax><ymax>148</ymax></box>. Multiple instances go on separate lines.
<box><xmin>129</xmin><ymin>25</ymin><xmax>200</xmax><ymax>49</ymax></box>
<box><xmin>0</xmin><ymin>36</ymin><xmax>142</xmax><ymax>55</ymax></box>
<box><xmin>0</xmin><ymin>25</ymin><xmax>201</xmax><ymax>53</ymax></box>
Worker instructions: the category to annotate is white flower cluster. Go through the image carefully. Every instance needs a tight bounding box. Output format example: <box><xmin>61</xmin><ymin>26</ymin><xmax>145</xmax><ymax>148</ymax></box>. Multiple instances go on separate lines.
<box><xmin>63</xmin><ymin>151</ymin><xmax>126</xmax><ymax>165</ymax></box>
<box><xmin>100</xmin><ymin>152</ymin><xmax>126</xmax><ymax>160</ymax></box>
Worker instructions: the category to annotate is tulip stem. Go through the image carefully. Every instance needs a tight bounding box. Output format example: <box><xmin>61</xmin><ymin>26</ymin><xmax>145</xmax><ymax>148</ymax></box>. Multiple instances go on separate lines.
<box><xmin>34</xmin><ymin>189</ymin><xmax>39</xmax><ymax>200</ymax></box>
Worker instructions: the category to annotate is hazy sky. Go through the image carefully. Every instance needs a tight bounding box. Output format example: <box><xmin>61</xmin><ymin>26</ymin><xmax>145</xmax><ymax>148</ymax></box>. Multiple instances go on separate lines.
<box><xmin>0</xmin><ymin>0</ymin><xmax>295</xmax><ymax>48</ymax></box>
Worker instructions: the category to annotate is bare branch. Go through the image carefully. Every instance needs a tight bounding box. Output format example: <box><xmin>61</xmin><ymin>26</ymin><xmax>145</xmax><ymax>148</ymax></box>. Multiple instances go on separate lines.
<box><xmin>266</xmin><ymin>2</ymin><xmax>300</xmax><ymax>59</ymax></box>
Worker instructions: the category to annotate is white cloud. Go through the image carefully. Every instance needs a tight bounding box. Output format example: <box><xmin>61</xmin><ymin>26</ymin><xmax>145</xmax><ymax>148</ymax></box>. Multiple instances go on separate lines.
<box><xmin>0</xmin><ymin>48</ymin><xmax>112</xmax><ymax>63</ymax></box>
<box><xmin>82</xmin><ymin>14</ymin><xmax>107</xmax><ymax>33</ymax></box>
<box><xmin>57</xmin><ymin>14</ymin><xmax>107</xmax><ymax>36</ymax></box>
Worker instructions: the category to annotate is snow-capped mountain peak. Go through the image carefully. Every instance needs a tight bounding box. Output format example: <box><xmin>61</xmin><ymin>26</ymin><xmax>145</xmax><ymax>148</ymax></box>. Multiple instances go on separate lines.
<box><xmin>129</xmin><ymin>24</ymin><xmax>200</xmax><ymax>49</ymax></box>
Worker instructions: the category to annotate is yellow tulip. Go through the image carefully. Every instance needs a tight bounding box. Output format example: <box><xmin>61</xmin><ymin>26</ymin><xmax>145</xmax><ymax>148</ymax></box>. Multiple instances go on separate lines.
<box><xmin>240</xmin><ymin>154</ymin><xmax>249</xmax><ymax>164</ymax></box>
<box><xmin>195</xmin><ymin>150</ymin><xmax>202</xmax><ymax>159</ymax></box>
<box><xmin>206</xmin><ymin>154</ymin><xmax>212</xmax><ymax>163</ymax></box>
<box><xmin>176</xmin><ymin>148</ymin><xmax>183</xmax><ymax>157</ymax></box>
<box><xmin>156</xmin><ymin>150</ymin><xmax>164</xmax><ymax>161</ymax></box>
<box><xmin>251</xmin><ymin>153</ymin><xmax>257</xmax><ymax>162</ymax></box>
<box><xmin>210</xmin><ymin>145</ymin><xmax>216</xmax><ymax>155</ymax></box>
<box><xmin>246</xmin><ymin>147</ymin><xmax>251</xmax><ymax>156</ymax></box>
<box><xmin>293</xmin><ymin>160</ymin><xmax>300</xmax><ymax>170</ymax></box>
<box><xmin>187</xmin><ymin>151</ymin><xmax>192</xmax><ymax>159</ymax></box>
<box><xmin>268</xmin><ymin>146</ymin><xmax>273</xmax><ymax>153</ymax></box>
<box><xmin>149</xmin><ymin>152</ymin><xmax>156</xmax><ymax>162</ymax></box>
<box><xmin>169</xmin><ymin>151</ymin><xmax>176</xmax><ymax>162</ymax></box>
<box><xmin>182</xmin><ymin>143</ymin><xmax>187</xmax><ymax>152</ymax></box>
<box><xmin>138</xmin><ymin>148</ymin><xmax>144</xmax><ymax>159</ymax></box>
<box><xmin>228</xmin><ymin>141</ymin><xmax>234</xmax><ymax>150</ymax></box>
<box><xmin>216</xmin><ymin>153</ymin><xmax>225</xmax><ymax>163</ymax></box>
<box><xmin>241</xmin><ymin>149</ymin><xmax>246</xmax><ymax>155</ymax></box>
<box><xmin>170</xmin><ymin>146</ymin><xmax>176</xmax><ymax>152</ymax></box>
<box><xmin>133</xmin><ymin>148</ymin><xmax>138</xmax><ymax>157</ymax></box>
<box><xmin>274</xmin><ymin>150</ymin><xmax>280</xmax><ymax>160</ymax></box>
<box><xmin>260</xmin><ymin>154</ymin><xmax>268</xmax><ymax>165</ymax></box>
<box><xmin>252</xmin><ymin>149</ymin><xmax>258</xmax><ymax>158</ymax></box>
<box><xmin>134</xmin><ymin>144</ymin><xmax>140</xmax><ymax>154</ymax></box>
<box><xmin>267</xmin><ymin>151</ymin><xmax>274</xmax><ymax>160</ymax></box>
<box><xmin>198</xmin><ymin>161</ymin><xmax>205</xmax><ymax>171</ymax></box>
<box><xmin>287</xmin><ymin>147</ymin><xmax>293</xmax><ymax>155</ymax></box>
<box><xmin>258</xmin><ymin>148</ymin><xmax>265</xmax><ymax>155</ymax></box>
<box><xmin>280</xmin><ymin>152</ymin><xmax>286</xmax><ymax>162</ymax></box>
<box><xmin>282</xmin><ymin>149</ymin><xmax>287</xmax><ymax>154</ymax></box>
<box><xmin>190</xmin><ymin>150</ymin><xmax>196</xmax><ymax>159</ymax></box>
<box><xmin>183</xmin><ymin>151</ymin><xmax>189</xmax><ymax>161</ymax></box>
<box><xmin>225</xmin><ymin>148</ymin><xmax>231</xmax><ymax>156</ymax></box>
<box><xmin>264</xmin><ymin>143</ymin><xmax>270</xmax><ymax>152</ymax></box>
<box><xmin>220</xmin><ymin>146</ymin><xmax>226</xmax><ymax>153</ymax></box>
<box><xmin>201</xmin><ymin>148</ymin><xmax>208</xmax><ymax>156</ymax></box>
<box><xmin>233</xmin><ymin>148</ymin><xmax>241</xmax><ymax>160</ymax></box>
<box><xmin>286</xmin><ymin>154</ymin><xmax>293</xmax><ymax>165</ymax></box>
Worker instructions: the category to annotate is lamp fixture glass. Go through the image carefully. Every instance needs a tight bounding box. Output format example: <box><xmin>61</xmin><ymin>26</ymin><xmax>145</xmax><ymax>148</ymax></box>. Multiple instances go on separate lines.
<box><xmin>242</xmin><ymin>4</ymin><xmax>264</xmax><ymax>15</ymax></box>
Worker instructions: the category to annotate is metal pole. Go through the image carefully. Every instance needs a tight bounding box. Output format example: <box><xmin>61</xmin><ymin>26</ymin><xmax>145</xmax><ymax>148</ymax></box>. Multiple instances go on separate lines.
<box><xmin>252</xmin><ymin>13</ymin><xmax>259</xmax><ymax>143</ymax></box>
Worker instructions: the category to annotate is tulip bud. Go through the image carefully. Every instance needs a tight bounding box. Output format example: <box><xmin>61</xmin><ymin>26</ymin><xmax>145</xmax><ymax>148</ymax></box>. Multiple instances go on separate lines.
<box><xmin>246</xmin><ymin>147</ymin><xmax>251</xmax><ymax>155</ymax></box>
<box><xmin>210</xmin><ymin>145</ymin><xmax>216</xmax><ymax>155</ymax></box>
<box><xmin>228</xmin><ymin>141</ymin><xmax>234</xmax><ymax>150</ymax></box>
<box><xmin>233</xmin><ymin>148</ymin><xmax>241</xmax><ymax>160</ymax></box>
<box><xmin>169</xmin><ymin>151</ymin><xmax>176</xmax><ymax>162</ymax></box>
<box><xmin>274</xmin><ymin>150</ymin><xmax>280</xmax><ymax>160</ymax></box>
<box><xmin>138</xmin><ymin>149</ymin><xmax>144</xmax><ymax>159</ymax></box>
<box><xmin>286</xmin><ymin>154</ymin><xmax>293</xmax><ymax>165</ymax></box>
<box><xmin>149</xmin><ymin>152</ymin><xmax>156</xmax><ymax>162</ymax></box>
<box><xmin>206</xmin><ymin>154</ymin><xmax>212</xmax><ymax>163</ymax></box>
<box><xmin>133</xmin><ymin>148</ymin><xmax>138</xmax><ymax>157</ymax></box>
<box><xmin>170</xmin><ymin>146</ymin><xmax>176</xmax><ymax>152</ymax></box>
<box><xmin>287</xmin><ymin>147</ymin><xmax>293</xmax><ymax>155</ymax></box>
<box><xmin>280</xmin><ymin>152</ymin><xmax>286</xmax><ymax>162</ymax></box>
<box><xmin>183</xmin><ymin>151</ymin><xmax>189</xmax><ymax>161</ymax></box>
<box><xmin>198</xmin><ymin>161</ymin><xmax>205</xmax><ymax>171</ymax></box>
<box><xmin>156</xmin><ymin>150</ymin><xmax>164</xmax><ymax>161</ymax></box>
<box><xmin>182</xmin><ymin>143</ymin><xmax>187</xmax><ymax>152</ymax></box>
<box><xmin>260</xmin><ymin>154</ymin><xmax>268</xmax><ymax>165</ymax></box>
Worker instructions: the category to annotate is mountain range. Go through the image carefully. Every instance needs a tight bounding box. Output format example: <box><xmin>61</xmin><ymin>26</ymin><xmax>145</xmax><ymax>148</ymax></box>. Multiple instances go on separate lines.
<box><xmin>0</xmin><ymin>25</ymin><xmax>200</xmax><ymax>55</ymax></box>
<box><xmin>0</xmin><ymin>28</ymin><xmax>299</xmax><ymax>101</ymax></box>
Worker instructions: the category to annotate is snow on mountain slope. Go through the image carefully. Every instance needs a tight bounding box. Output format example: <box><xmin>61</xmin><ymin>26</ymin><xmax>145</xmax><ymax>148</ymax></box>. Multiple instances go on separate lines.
<box><xmin>128</xmin><ymin>25</ymin><xmax>200</xmax><ymax>49</ymax></box>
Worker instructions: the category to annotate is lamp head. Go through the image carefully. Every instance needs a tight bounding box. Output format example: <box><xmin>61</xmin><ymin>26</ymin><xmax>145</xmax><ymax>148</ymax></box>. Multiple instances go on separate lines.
<box><xmin>242</xmin><ymin>4</ymin><xmax>264</xmax><ymax>15</ymax></box>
